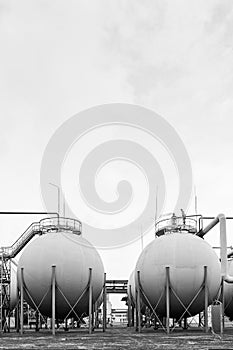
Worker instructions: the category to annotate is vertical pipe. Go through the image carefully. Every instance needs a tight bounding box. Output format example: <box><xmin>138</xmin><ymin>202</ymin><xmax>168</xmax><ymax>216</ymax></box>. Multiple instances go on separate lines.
<box><xmin>20</xmin><ymin>268</ymin><xmax>24</xmax><ymax>335</ymax></box>
<box><xmin>204</xmin><ymin>266</ymin><xmax>208</xmax><ymax>333</ymax></box>
<box><xmin>166</xmin><ymin>266</ymin><xmax>170</xmax><ymax>334</ymax></box>
<box><xmin>220</xmin><ymin>278</ymin><xmax>225</xmax><ymax>330</ymax></box>
<box><xmin>51</xmin><ymin>265</ymin><xmax>56</xmax><ymax>336</ymax></box>
<box><xmin>103</xmin><ymin>273</ymin><xmax>107</xmax><ymax>332</ymax></box>
<box><xmin>88</xmin><ymin>268</ymin><xmax>92</xmax><ymax>335</ymax></box>
<box><xmin>137</xmin><ymin>271</ymin><xmax>141</xmax><ymax>333</ymax></box>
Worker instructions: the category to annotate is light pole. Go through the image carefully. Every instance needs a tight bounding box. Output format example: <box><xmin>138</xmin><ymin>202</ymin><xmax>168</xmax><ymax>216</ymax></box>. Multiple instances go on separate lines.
<box><xmin>49</xmin><ymin>182</ymin><xmax>60</xmax><ymax>217</ymax></box>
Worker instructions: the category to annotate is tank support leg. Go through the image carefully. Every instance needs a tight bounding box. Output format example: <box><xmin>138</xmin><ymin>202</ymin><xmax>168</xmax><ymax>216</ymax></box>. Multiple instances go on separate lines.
<box><xmin>128</xmin><ymin>285</ymin><xmax>132</xmax><ymax>327</ymax></box>
<box><xmin>91</xmin><ymin>301</ymin><xmax>95</xmax><ymax>331</ymax></box>
<box><xmin>136</xmin><ymin>271</ymin><xmax>141</xmax><ymax>333</ymax></box>
<box><xmin>95</xmin><ymin>302</ymin><xmax>99</xmax><ymax>328</ymax></box>
<box><xmin>15</xmin><ymin>304</ymin><xmax>20</xmax><ymax>332</ymax></box>
<box><xmin>103</xmin><ymin>272</ymin><xmax>107</xmax><ymax>332</ymax></box>
<box><xmin>204</xmin><ymin>265</ymin><xmax>208</xmax><ymax>333</ymax></box>
<box><xmin>135</xmin><ymin>286</ymin><xmax>138</xmax><ymax>331</ymax></box>
<box><xmin>88</xmin><ymin>268</ymin><xmax>93</xmax><ymax>335</ymax></box>
<box><xmin>166</xmin><ymin>266</ymin><xmax>170</xmax><ymax>334</ymax></box>
<box><xmin>132</xmin><ymin>306</ymin><xmax>135</xmax><ymax>327</ymax></box>
<box><xmin>20</xmin><ymin>268</ymin><xmax>24</xmax><ymax>335</ymax></box>
<box><xmin>198</xmin><ymin>312</ymin><xmax>202</xmax><ymax>327</ymax></box>
<box><xmin>51</xmin><ymin>265</ymin><xmax>56</xmax><ymax>336</ymax></box>
<box><xmin>35</xmin><ymin>310</ymin><xmax>39</xmax><ymax>332</ymax></box>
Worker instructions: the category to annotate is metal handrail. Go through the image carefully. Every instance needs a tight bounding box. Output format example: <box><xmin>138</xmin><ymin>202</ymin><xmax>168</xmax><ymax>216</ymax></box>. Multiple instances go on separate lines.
<box><xmin>39</xmin><ymin>217</ymin><xmax>82</xmax><ymax>233</ymax></box>
<box><xmin>155</xmin><ymin>215</ymin><xmax>198</xmax><ymax>235</ymax></box>
<box><xmin>1</xmin><ymin>217</ymin><xmax>82</xmax><ymax>259</ymax></box>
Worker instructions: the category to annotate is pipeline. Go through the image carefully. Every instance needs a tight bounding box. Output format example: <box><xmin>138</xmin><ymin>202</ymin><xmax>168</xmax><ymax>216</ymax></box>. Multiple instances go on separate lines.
<box><xmin>218</xmin><ymin>214</ymin><xmax>233</xmax><ymax>283</ymax></box>
<box><xmin>198</xmin><ymin>214</ymin><xmax>233</xmax><ymax>283</ymax></box>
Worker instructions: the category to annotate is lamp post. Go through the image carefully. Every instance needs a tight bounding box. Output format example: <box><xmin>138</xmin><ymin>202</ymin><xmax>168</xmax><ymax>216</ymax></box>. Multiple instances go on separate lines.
<box><xmin>49</xmin><ymin>183</ymin><xmax>60</xmax><ymax>217</ymax></box>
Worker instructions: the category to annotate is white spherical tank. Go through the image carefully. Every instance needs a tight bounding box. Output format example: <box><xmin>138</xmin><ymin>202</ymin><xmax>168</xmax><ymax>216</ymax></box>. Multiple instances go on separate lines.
<box><xmin>135</xmin><ymin>232</ymin><xmax>221</xmax><ymax>319</ymax></box>
<box><xmin>127</xmin><ymin>271</ymin><xmax>136</xmax><ymax>306</ymax></box>
<box><xmin>10</xmin><ymin>265</ymin><xmax>18</xmax><ymax>310</ymax></box>
<box><xmin>224</xmin><ymin>259</ymin><xmax>233</xmax><ymax>320</ymax></box>
<box><xmin>17</xmin><ymin>231</ymin><xmax>104</xmax><ymax>319</ymax></box>
<box><xmin>127</xmin><ymin>270</ymin><xmax>147</xmax><ymax>314</ymax></box>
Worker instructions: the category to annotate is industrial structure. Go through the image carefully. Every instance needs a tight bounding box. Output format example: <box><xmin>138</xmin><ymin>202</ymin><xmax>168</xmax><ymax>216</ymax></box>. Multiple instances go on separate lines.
<box><xmin>127</xmin><ymin>213</ymin><xmax>233</xmax><ymax>334</ymax></box>
<box><xmin>0</xmin><ymin>212</ymin><xmax>233</xmax><ymax>336</ymax></box>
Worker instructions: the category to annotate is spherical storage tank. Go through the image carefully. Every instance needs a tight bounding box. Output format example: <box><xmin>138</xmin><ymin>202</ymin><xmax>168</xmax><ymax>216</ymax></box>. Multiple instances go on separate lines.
<box><xmin>127</xmin><ymin>270</ymin><xmax>146</xmax><ymax>314</ymax></box>
<box><xmin>17</xmin><ymin>230</ymin><xmax>104</xmax><ymax>319</ymax></box>
<box><xmin>10</xmin><ymin>265</ymin><xmax>18</xmax><ymax>310</ymax></box>
<box><xmin>135</xmin><ymin>232</ymin><xmax>221</xmax><ymax>319</ymax></box>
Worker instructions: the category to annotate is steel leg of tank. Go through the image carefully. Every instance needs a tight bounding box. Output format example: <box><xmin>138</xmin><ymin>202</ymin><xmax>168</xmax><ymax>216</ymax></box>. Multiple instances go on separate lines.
<box><xmin>204</xmin><ymin>266</ymin><xmax>208</xmax><ymax>333</ymax></box>
<box><xmin>51</xmin><ymin>265</ymin><xmax>56</xmax><ymax>336</ymax></box>
<box><xmin>15</xmin><ymin>304</ymin><xmax>20</xmax><ymax>332</ymax></box>
<box><xmin>94</xmin><ymin>302</ymin><xmax>99</xmax><ymax>329</ymax></box>
<box><xmin>91</xmin><ymin>302</ymin><xmax>95</xmax><ymax>331</ymax></box>
<box><xmin>35</xmin><ymin>311</ymin><xmax>40</xmax><ymax>332</ymax></box>
<box><xmin>88</xmin><ymin>268</ymin><xmax>93</xmax><ymax>335</ymax></box>
<box><xmin>128</xmin><ymin>285</ymin><xmax>132</xmax><ymax>327</ymax></box>
<box><xmin>198</xmin><ymin>312</ymin><xmax>202</xmax><ymax>327</ymax></box>
<box><xmin>165</xmin><ymin>267</ymin><xmax>170</xmax><ymax>334</ymax></box>
<box><xmin>136</xmin><ymin>271</ymin><xmax>141</xmax><ymax>333</ymax></box>
<box><xmin>103</xmin><ymin>272</ymin><xmax>107</xmax><ymax>332</ymax></box>
<box><xmin>135</xmin><ymin>287</ymin><xmax>138</xmax><ymax>331</ymax></box>
<box><xmin>132</xmin><ymin>306</ymin><xmax>135</xmax><ymax>327</ymax></box>
<box><xmin>20</xmin><ymin>268</ymin><xmax>24</xmax><ymax>335</ymax></box>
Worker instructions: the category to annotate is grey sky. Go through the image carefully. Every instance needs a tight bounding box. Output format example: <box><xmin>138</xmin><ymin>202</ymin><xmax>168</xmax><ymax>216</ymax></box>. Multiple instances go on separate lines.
<box><xmin>1</xmin><ymin>0</ymin><xmax>233</xmax><ymax>288</ymax></box>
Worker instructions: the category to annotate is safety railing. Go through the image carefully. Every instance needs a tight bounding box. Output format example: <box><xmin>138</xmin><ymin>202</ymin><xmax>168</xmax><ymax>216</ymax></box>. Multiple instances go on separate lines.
<box><xmin>1</xmin><ymin>217</ymin><xmax>82</xmax><ymax>259</ymax></box>
<box><xmin>155</xmin><ymin>214</ymin><xmax>198</xmax><ymax>236</ymax></box>
<box><xmin>39</xmin><ymin>217</ymin><xmax>82</xmax><ymax>234</ymax></box>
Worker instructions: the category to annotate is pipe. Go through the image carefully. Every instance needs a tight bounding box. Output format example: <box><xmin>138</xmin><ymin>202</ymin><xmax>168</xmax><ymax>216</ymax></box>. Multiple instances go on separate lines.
<box><xmin>199</xmin><ymin>214</ymin><xmax>233</xmax><ymax>283</ymax></box>
<box><xmin>218</xmin><ymin>214</ymin><xmax>233</xmax><ymax>283</ymax></box>
<box><xmin>51</xmin><ymin>265</ymin><xmax>56</xmax><ymax>336</ymax></box>
<box><xmin>0</xmin><ymin>211</ymin><xmax>59</xmax><ymax>217</ymax></box>
<box><xmin>197</xmin><ymin>216</ymin><xmax>233</xmax><ymax>238</ymax></box>
<box><xmin>197</xmin><ymin>217</ymin><xmax>219</xmax><ymax>238</ymax></box>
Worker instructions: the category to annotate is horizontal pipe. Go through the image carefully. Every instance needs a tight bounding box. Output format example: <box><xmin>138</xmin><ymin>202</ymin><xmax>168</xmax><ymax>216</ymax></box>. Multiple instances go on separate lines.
<box><xmin>0</xmin><ymin>211</ymin><xmax>59</xmax><ymax>217</ymax></box>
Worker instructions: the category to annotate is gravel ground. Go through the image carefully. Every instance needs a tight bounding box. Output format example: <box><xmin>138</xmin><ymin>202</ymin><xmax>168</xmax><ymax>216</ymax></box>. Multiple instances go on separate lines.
<box><xmin>0</xmin><ymin>327</ymin><xmax>233</xmax><ymax>349</ymax></box>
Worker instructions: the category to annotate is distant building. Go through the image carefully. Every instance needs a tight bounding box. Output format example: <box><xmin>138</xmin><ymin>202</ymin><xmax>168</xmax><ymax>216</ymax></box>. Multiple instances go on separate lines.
<box><xmin>111</xmin><ymin>309</ymin><xmax>128</xmax><ymax>325</ymax></box>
